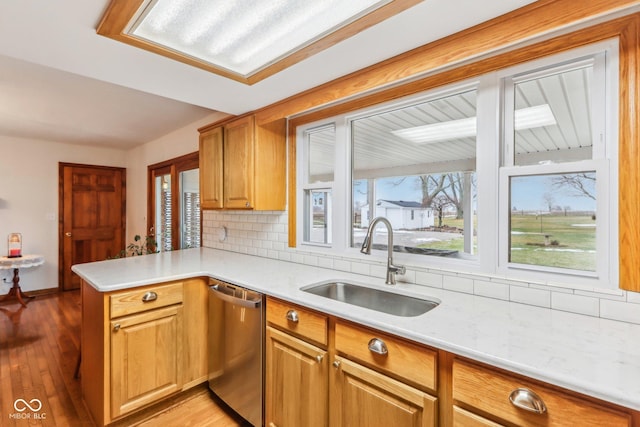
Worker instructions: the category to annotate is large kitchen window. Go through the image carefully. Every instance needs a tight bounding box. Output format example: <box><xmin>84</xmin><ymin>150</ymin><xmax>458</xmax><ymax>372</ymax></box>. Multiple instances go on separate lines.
<box><xmin>296</xmin><ymin>40</ymin><xmax>618</xmax><ymax>289</ymax></box>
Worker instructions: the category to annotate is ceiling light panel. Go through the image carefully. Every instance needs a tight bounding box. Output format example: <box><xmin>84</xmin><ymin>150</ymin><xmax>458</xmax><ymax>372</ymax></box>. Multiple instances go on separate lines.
<box><xmin>392</xmin><ymin>104</ymin><xmax>557</xmax><ymax>144</ymax></box>
<box><xmin>129</xmin><ymin>0</ymin><xmax>389</xmax><ymax>77</ymax></box>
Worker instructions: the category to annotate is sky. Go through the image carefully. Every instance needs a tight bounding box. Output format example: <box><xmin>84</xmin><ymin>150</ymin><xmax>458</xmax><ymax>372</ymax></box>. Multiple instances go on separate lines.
<box><xmin>353</xmin><ymin>173</ymin><xmax>597</xmax><ymax>212</ymax></box>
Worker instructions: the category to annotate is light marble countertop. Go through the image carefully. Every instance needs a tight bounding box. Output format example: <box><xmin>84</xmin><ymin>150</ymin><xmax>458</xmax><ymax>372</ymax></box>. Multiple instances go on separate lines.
<box><xmin>72</xmin><ymin>247</ymin><xmax>640</xmax><ymax>411</ymax></box>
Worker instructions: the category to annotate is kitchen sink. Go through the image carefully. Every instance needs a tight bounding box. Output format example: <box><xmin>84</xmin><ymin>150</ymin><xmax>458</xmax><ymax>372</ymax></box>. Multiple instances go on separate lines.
<box><xmin>301</xmin><ymin>280</ymin><xmax>439</xmax><ymax>317</ymax></box>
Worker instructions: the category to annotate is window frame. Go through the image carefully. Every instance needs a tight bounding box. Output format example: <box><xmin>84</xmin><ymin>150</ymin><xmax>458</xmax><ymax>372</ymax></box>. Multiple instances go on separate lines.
<box><xmin>294</xmin><ymin>39</ymin><xmax>619</xmax><ymax>290</ymax></box>
<box><xmin>496</xmin><ymin>39</ymin><xmax>618</xmax><ymax>288</ymax></box>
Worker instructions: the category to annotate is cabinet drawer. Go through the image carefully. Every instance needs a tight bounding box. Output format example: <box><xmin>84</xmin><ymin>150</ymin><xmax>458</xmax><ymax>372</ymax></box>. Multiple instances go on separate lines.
<box><xmin>453</xmin><ymin>406</ymin><xmax>504</xmax><ymax>427</ymax></box>
<box><xmin>266</xmin><ymin>297</ymin><xmax>328</xmax><ymax>346</ymax></box>
<box><xmin>452</xmin><ymin>358</ymin><xmax>631</xmax><ymax>427</ymax></box>
<box><xmin>335</xmin><ymin>321</ymin><xmax>437</xmax><ymax>392</ymax></box>
<box><xmin>110</xmin><ymin>282</ymin><xmax>183</xmax><ymax>318</ymax></box>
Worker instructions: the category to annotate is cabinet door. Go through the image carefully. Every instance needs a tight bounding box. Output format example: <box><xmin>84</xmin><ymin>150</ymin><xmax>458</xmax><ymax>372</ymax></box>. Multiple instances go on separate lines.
<box><xmin>266</xmin><ymin>326</ymin><xmax>328</xmax><ymax>427</ymax></box>
<box><xmin>110</xmin><ymin>305</ymin><xmax>183</xmax><ymax>418</ymax></box>
<box><xmin>224</xmin><ymin>115</ymin><xmax>254</xmax><ymax>209</ymax></box>
<box><xmin>199</xmin><ymin>126</ymin><xmax>224</xmax><ymax>209</ymax></box>
<box><xmin>331</xmin><ymin>356</ymin><xmax>437</xmax><ymax>427</ymax></box>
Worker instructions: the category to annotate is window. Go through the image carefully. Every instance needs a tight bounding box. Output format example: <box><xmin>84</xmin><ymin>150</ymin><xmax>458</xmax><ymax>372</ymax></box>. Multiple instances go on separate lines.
<box><xmin>498</xmin><ymin>44</ymin><xmax>616</xmax><ymax>285</ymax></box>
<box><xmin>300</xmin><ymin>125</ymin><xmax>336</xmax><ymax>246</ymax></box>
<box><xmin>351</xmin><ymin>88</ymin><xmax>478</xmax><ymax>259</ymax></box>
<box><xmin>148</xmin><ymin>152</ymin><xmax>201</xmax><ymax>251</ymax></box>
<box><xmin>296</xmin><ymin>40</ymin><xmax>618</xmax><ymax>289</ymax></box>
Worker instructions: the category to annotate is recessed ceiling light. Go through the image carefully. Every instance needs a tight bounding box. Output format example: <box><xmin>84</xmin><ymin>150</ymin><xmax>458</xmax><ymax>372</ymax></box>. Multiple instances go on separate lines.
<box><xmin>97</xmin><ymin>0</ymin><xmax>421</xmax><ymax>84</ymax></box>
<box><xmin>392</xmin><ymin>104</ymin><xmax>557</xmax><ymax>144</ymax></box>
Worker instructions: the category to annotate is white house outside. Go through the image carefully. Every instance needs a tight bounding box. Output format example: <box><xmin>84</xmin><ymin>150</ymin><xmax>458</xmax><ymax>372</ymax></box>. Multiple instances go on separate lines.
<box><xmin>361</xmin><ymin>200</ymin><xmax>434</xmax><ymax>229</ymax></box>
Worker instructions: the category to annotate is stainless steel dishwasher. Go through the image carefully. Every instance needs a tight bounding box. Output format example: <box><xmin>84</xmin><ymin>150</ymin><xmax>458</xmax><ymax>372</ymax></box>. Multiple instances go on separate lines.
<box><xmin>208</xmin><ymin>278</ymin><xmax>264</xmax><ymax>427</ymax></box>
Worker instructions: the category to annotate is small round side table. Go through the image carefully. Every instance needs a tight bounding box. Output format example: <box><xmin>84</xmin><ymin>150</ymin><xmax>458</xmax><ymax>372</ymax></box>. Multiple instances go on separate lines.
<box><xmin>0</xmin><ymin>254</ymin><xmax>45</xmax><ymax>307</ymax></box>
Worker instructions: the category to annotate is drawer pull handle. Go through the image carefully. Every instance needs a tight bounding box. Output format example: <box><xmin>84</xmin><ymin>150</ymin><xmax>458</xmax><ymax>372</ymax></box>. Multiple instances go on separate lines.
<box><xmin>142</xmin><ymin>291</ymin><xmax>158</xmax><ymax>302</ymax></box>
<box><xmin>332</xmin><ymin>360</ymin><xmax>341</xmax><ymax>369</ymax></box>
<box><xmin>316</xmin><ymin>355</ymin><xmax>324</xmax><ymax>363</ymax></box>
<box><xmin>509</xmin><ymin>388</ymin><xmax>547</xmax><ymax>414</ymax></box>
<box><xmin>113</xmin><ymin>324</ymin><xmax>121</xmax><ymax>332</ymax></box>
<box><xmin>368</xmin><ymin>338</ymin><xmax>388</xmax><ymax>355</ymax></box>
<box><xmin>285</xmin><ymin>310</ymin><xmax>299</xmax><ymax>323</ymax></box>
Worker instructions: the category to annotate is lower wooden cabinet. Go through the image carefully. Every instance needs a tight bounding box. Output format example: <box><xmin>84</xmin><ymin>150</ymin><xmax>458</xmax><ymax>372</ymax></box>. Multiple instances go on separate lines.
<box><xmin>265</xmin><ymin>298</ymin><xmax>438</xmax><ymax>427</ymax></box>
<box><xmin>331</xmin><ymin>356</ymin><xmax>437</xmax><ymax>427</ymax></box>
<box><xmin>265</xmin><ymin>326</ymin><xmax>328</xmax><ymax>427</ymax></box>
<box><xmin>110</xmin><ymin>305</ymin><xmax>183</xmax><ymax>418</ymax></box>
<box><xmin>452</xmin><ymin>358</ymin><xmax>632</xmax><ymax>427</ymax></box>
<box><xmin>81</xmin><ymin>278</ymin><xmax>208</xmax><ymax>427</ymax></box>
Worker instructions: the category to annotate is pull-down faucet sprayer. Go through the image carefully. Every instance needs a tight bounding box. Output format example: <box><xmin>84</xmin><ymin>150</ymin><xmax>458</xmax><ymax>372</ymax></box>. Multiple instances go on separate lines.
<box><xmin>360</xmin><ymin>217</ymin><xmax>406</xmax><ymax>285</ymax></box>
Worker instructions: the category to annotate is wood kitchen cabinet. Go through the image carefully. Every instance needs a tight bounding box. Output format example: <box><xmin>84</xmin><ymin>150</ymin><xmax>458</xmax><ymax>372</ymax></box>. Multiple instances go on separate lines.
<box><xmin>110</xmin><ymin>304</ymin><xmax>183</xmax><ymax>418</ymax></box>
<box><xmin>81</xmin><ymin>278</ymin><xmax>208</xmax><ymax>426</ymax></box>
<box><xmin>332</xmin><ymin>320</ymin><xmax>438</xmax><ymax>427</ymax></box>
<box><xmin>265</xmin><ymin>297</ymin><xmax>437</xmax><ymax>427</ymax></box>
<box><xmin>265</xmin><ymin>298</ymin><xmax>329</xmax><ymax>427</ymax></box>
<box><xmin>199</xmin><ymin>115</ymin><xmax>286</xmax><ymax>210</ymax></box>
<box><xmin>451</xmin><ymin>358</ymin><xmax>632</xmax><ymax>427</ymax></box>
<box><xmin>266</xmin><ymin>327</ymin><xmax>328</xmax><ymax>427</ymax></box>
<box><xmin>199</xmin><ymin>126</ymin><xmax>224</xmax><ymax>209</ymax></box>
<box><xmin>331</xmin><ymin>355</ymin><xmax>437</xmax><ymax>427</ymax></box>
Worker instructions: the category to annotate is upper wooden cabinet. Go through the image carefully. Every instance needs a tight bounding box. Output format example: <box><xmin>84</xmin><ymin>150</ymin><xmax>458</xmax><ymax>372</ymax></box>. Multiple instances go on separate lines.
<box><xmin>199</xmin><ymin>126</ymin><xmax>224</xmax><ymax>209</ymax></box>
<box><xmin>199</xmin><ymin>115</ymin><xmax>286</xmax><ymax>210</ymax></box>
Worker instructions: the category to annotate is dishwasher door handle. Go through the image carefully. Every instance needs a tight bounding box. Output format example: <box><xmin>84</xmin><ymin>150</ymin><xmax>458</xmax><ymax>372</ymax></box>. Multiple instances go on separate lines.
<box><xmin>209</xmin><ymin>285</ymin><xmax>262</xmax><ymax>308</ymax></box>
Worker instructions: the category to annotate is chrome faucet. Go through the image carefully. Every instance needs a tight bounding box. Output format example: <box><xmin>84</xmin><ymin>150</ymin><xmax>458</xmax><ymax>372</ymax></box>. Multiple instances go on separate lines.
<box><xmin>360</xmin><ymin>216</ymin><xmax>406</xmax><ymax>285</ymax></box>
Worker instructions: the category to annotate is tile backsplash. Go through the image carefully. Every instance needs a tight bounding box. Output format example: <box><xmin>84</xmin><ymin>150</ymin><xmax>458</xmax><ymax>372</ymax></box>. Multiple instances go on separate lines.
<box><xmin>202</xmin><ymin>210</ymin><xmax>640</xmax><ymax>325</ymax></box>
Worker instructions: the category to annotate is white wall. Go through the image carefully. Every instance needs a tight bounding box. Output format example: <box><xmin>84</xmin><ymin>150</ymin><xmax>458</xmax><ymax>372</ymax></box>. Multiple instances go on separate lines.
<box><xmin>0</xmin><ymin>111</ymin><xmax>226</xmax><ymax>294</ymax></box>
<box><xmin>125</xmin><ymin>112</ymin><xmax>227</xmax><ymax>241</ymax></box>
<box><xmin>0</xmin><ymin>136</ymin><xmax>127</xmax><ymax>292</ymax></box>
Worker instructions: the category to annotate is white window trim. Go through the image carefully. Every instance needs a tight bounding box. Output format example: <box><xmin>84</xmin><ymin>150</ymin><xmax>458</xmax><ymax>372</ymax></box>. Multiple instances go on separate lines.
<box><xmin>295</xmin><ymin>39</ymin><xmax>618</xmax><ymax>290</ymax></box>
<box><xmin>498</xmin><ymin>160</ymin><xmax>611</xmax><ymax>287</ymax></box>
<box><xmin>497</xmin><ymin>39</ymin><xmax>618</xmax><ymax>289</ymax></box>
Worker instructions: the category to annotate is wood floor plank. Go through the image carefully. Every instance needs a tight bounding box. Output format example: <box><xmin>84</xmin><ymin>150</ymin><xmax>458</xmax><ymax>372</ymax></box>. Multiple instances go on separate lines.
<box><xmin>1</xmin><ymin>291</ymin><xmax>248</xmax><ymax>427</ymax></box>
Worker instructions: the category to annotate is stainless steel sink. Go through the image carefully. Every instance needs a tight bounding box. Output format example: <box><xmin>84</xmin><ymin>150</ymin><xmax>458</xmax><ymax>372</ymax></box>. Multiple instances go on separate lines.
<box><xmin>301</xmin><ymin>281</ymin><xmax>439</xmax><ymax>317</ymax></box>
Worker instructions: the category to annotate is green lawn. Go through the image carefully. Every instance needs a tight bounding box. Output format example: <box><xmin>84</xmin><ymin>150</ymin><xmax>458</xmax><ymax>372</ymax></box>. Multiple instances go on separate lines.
<box><xmin>416</xmin><ymin>214</ymin><xmax>596</xmax><ymax>271</ymax></box>
<box><xmin>509</xmin><ymin>214</ymin><xmax>596</xmax><ymax>271</ymax></box>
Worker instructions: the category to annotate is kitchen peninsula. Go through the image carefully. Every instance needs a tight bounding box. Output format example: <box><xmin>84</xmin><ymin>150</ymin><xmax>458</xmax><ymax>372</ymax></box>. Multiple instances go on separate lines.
<box><xmin>73</xmin><ymin>247</ymin><xmax>640</xmax><ymax>426</ymax></box>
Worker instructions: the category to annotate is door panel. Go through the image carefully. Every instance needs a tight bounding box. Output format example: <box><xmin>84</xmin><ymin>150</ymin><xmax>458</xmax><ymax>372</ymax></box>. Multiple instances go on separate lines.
<box><xmin>60</xmin><ymin>164</ymin><xmax>125</xmax><ymax>291</ymax></box>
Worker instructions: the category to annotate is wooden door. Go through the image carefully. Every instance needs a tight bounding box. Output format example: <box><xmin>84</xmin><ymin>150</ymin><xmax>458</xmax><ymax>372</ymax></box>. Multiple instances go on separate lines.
<box><xmin>60</xmin><ymin>163</ymin><xmax>125</xmax><ymax>290</ymax></box>
<box><xmin>265</xmin><ymin>326</ymin><xmax>328</xmax><ymax>427</ymax></box>
<box><xmin>110</xmin><ymin>305</ymin><xmax>183</xmax><ymax>418</ymax></box>
<box><xmin>224</xmin><ymin>115</ymin><xmax>254</xmax><ymax>209</ymax></box>
<box><xmin>330</xmin><ymin>356</ymin><xmax>437</xmax><ymax>427</ymax></box>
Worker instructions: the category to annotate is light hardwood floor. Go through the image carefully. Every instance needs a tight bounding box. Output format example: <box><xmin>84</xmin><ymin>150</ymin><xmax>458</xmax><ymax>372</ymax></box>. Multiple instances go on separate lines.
<box><xmin>0</xmin><ymin>290</ymin><xmax>247</xmax><ymax>427</ymax></box>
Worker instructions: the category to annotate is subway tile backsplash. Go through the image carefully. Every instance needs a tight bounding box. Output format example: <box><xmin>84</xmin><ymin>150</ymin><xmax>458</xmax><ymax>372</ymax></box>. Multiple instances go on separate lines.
<box><xmin>203</xmin><ymin>210</ymin><xmax>640</xmax><ymax>325</ymax></box>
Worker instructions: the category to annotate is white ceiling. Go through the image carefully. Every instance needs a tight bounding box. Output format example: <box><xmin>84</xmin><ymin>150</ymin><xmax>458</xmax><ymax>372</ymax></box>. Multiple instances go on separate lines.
<box><xmin>0</xmin><ymin>0</ymin><xmax>543</xmax><ymax>149</ymax></box>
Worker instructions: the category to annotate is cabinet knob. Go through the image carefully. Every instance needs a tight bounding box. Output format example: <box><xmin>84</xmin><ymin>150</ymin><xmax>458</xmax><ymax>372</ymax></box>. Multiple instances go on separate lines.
<box><xmin>113</xmin><ymin>324</ymin><xmax>121</xmax><ymax>332</ymax></box>
<box><xmin>509</xmin><ymin>388</ymin><xmax>547</xmax><ymax>414</ymax></box>
<box><xmin>368</xmin><ymin>338</ymin><xmax>388</xmax><ymax>355</ymax></box>
<box><xmin>332</xmin><ymin>360</ymin><xmax>341</xmax><ymax>369</ymax></box>
<box><xmin>142</xmin><ymin>291</ymin><xmax>158</xmax><ymax>302</ymax></box>
<box><xmin>285</xmin><ymin>310</ymin><xmax>299</xmax><ymax>323</ymax></box>
<box><xmin>245</xmin><ymin>202</ymin><xmax>251</xmax><ymax>208</ymax></box>
<box><xmin>316</xmin><ymin>354</ymin><xmax>324</xmax><ymax>363</ymax></box>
